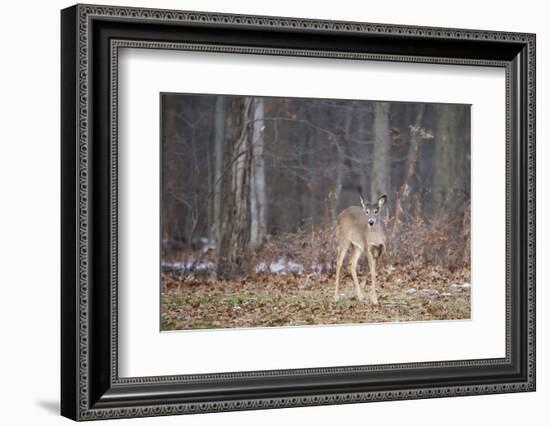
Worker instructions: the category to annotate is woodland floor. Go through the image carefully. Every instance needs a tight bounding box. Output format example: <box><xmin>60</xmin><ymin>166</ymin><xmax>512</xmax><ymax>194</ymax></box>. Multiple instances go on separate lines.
<box><xmin>160</xmin><ymin>263</ymin><xmax>470</xmax><ymax>330</ymax></box>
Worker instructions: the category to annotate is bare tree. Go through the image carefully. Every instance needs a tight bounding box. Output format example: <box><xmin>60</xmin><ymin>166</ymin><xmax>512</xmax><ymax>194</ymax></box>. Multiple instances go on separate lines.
<box><xmin>434</xmin><ymin>105</ymin><xmax>458</xmax><ymax>208</ymax></box>
<box><xmin>216</xmin><ymin>98</ymin><xmax>252</xmax><ymax>277</ymax></box>
<box><xmin>208</xmin><ymin>96</ymin><xmax>227</xmax><ymax>246</ymax></box>
<box><xmin>249</xmin><ymin>97</ymin><xmax>267</xmax><ymax>248</ymax></box>
<box><xmin>370</xmin><ymin>102</ymin><xmax>391</xmax><ymax>199</ymax></box>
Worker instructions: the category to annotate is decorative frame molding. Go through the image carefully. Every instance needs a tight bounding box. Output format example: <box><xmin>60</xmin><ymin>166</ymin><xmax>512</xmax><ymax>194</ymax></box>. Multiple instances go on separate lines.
<box><xmin>61</xmin><ymin>3</ymin><xmax>535</xmax><ymax>421</ymax></box>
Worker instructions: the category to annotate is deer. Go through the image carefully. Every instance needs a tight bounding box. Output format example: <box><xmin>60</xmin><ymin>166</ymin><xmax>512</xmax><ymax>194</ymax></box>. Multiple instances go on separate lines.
<box><xmin>333</xmin><ymin>194</ymin><xmax>387</xmax><ymax>304</ymax></box>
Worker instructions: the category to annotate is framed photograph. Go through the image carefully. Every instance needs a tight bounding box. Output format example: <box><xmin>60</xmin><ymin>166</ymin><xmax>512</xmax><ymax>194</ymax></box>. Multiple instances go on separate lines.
<box><xmin>61</xmin><ymin>4</ymin><xmax>536</xmax><ymax>421</ymax></box>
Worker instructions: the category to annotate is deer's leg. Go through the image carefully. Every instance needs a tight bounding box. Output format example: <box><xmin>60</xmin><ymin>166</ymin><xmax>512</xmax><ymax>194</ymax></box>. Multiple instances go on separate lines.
<box><xmin>366</xmin><ymin>250</ymin><xmax>378</xmax><ymax>305</ymax></box>
<box><xmin>334</xmin><ymin>243</ymin><xmax>349</xmax><ymax>301</ymax></box>
<box><xmin>349</xmin><ymin>245</ymin><xmax>365</xmax><ymax>301</ymax></box>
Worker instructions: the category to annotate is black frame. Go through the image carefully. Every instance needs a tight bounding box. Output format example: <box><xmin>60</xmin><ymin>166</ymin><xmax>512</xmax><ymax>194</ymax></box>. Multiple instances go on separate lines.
<box><xmin>61</xmin><ymin>4</ymin><xmax>536</xmax><ymax>421</ymax></box>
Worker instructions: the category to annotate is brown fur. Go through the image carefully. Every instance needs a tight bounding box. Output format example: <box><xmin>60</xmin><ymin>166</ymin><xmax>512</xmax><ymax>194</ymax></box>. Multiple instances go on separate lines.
<box><xmin>334</xmin><ymin>205</ymin><xmax>386</xmax><ymax>304</ymax></box>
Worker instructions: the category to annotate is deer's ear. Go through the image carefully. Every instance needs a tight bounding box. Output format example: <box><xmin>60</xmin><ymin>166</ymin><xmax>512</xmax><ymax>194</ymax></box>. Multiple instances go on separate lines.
<box><xmin>360</xmin><ymin>196</ymin><xmax>367</xmax><ymax>211</ymax></box>
<box><xmin>378</xmin><ymin>195</ymin><xmax>387</xmax><ymax>207</ymax></box>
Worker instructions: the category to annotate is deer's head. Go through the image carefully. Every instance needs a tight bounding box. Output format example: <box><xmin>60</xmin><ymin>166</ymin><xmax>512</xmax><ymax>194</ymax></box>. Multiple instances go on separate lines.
<box><xmin>360</xmin><ymin>195</ymin><xmax>387</xmax><ymax>227</ymax></box>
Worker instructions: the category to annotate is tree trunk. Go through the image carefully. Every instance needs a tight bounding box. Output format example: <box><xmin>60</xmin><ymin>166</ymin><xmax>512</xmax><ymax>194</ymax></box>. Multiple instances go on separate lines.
<box><xmin>332</xmin><ymin>146</ymin><xmax>344</xmax><ymax>222</ymax></box>
<box><xmin>434</xmin><ymin>105</ymin><xmax>457</xmax><ymax>209</ymax></box>
<box><xmin>216</xmin><ymin>98</ymin><xmax>252</xmax><ymax>278</ymax></box>
<box><xmin>456</xmin><ymin>107</ymin><xmax>471</xmax><ymax>197</ymax></box>
<box><xmin>357</xmin><ymin>108</ymin><xmax>370</xmax><ymax>199</ymax></box>
<box><xmin>161</xmin><ymin>95</ymin><xmax>186</xmax><ymax>246</ymax></box>
<box><xmin>340</xmin><ymin>105</ymin><xmax>356</xmax><ymax>208</ymax></box>
<box><xmin>371</xmin><ymin>102</ymin><xmax>391</xmax><ymax>200</ymax></box>
<box><xmin>299</xmin><ymin>102</ymin><xmax>315</xmax><ymax>226</ymax></box>
<box><xmin>249</xmin><ymin>98</ymin><xmax>267</xmax><ymax>248</ymax></box>
<box><xmin>208</xmin><ymin>96</ymin><xmax>227</xmax><ymax>247</ymax></box>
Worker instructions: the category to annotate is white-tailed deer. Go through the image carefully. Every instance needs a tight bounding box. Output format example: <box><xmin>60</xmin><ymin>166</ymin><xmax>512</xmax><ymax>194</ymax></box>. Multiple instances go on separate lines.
<box><xmin>334</xmin><ymin>195</ymin><xmax>387</xmax><ymax>304</ymax></box>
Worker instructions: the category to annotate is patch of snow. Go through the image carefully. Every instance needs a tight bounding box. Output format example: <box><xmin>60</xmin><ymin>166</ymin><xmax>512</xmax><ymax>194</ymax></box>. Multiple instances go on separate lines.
<box><xmin>406</xmin><ymin>288</ymin><xmax>417</xmax><ymax>293</ymax></box>
<box><xmin>255</xmin><ymin>262</ymin><xmax>268</xmax><ymax>273</ymax></box>
<box><xmin>254</xmin><ymin>259</ymin><xmax>308</xmax><ymax>275</ymax></box>
<box><xmin>269</xmin><ymin>259</ymin><xmax>288</xmax><ymax>274</ymax></box>
<box><xmin>162</xmin><ymin>261</ymin><xmax>214</xmax><ymax>272</ymax></box>
<box><xmin>194</xmin><ymin>262</ymin><xmax>214</xmax><ymax>271</ymax></box>
<box><xmin>310</xmin><ymin>263</ymin><xmax>333</xmax><ymax>275</ymax></box>
<box><xmin>287</xmin><ymin>261</ymin><xmax>304</xmax><ymax>273</ymax></box>
<box><xmin>191</xmin><ymin>236</ymin><xmax>209</xmax><ymax>245</ymax></box>
<box><xmin>450</xmin><ymin>283</ymin><xmax>471</xmax><ymax>289</ymax></box>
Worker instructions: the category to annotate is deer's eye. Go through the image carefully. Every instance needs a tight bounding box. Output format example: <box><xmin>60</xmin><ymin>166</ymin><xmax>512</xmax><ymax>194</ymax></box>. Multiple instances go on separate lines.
<box><xmin>374</xmin><ymin>209</ymin><xmax>379</xmax><ymax>214</ymax></box>
<box><xmin>365</xmin><ymin>209</ymin><xmax>370</xmax><ymax>214</ymax></box>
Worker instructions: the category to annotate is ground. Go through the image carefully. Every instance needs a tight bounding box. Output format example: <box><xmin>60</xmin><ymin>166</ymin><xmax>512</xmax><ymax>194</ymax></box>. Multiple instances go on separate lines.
<box><xmin>160</xmin><ymin>263</ymin><xmax>470</xmax><ymax>330</ymax></box>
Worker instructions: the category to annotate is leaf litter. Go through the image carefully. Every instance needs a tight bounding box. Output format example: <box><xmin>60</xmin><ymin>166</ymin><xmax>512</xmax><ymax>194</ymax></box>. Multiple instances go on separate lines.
<box><xmin>161</xmin><ymin>263</ymin><xmax>470</xmax><ymax>330</ymax></box>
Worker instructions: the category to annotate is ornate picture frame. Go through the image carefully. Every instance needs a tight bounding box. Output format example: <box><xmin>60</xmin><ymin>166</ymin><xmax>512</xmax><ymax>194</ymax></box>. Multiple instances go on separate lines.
<box><xmin>61</xmin><ymin>4</ymin><xmax>535</xmax><ymax>421</ymax></box>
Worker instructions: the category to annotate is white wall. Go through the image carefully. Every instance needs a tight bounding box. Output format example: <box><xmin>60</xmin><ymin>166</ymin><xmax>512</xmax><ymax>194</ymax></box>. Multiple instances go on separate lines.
<box><xmin>0</xmin><ymin>0</ymin><xmax>546</xmax><ymax>424</ymax></box>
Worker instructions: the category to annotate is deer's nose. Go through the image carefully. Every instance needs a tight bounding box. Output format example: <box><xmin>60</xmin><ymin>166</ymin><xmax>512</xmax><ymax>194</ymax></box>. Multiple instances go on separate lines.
<box><xmin>368</xmin><ymin>219</ymin><xmax>375</xmax><ymax>226</ymax></box>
